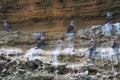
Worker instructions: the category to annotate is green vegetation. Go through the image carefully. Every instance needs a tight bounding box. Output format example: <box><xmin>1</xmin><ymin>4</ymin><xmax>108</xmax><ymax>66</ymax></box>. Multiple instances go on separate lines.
<box><xmin>29</xmin><ymin>76</ymin><xmax>53</xmax><ymax>80</ymax></box>
<box><xmin>0</xmin><ymin>0</ymin><xmax>18</xmax><ymax>7</ymax></box>
<box><xmin>35</xmin><ymin>0</ymin><xmax>52</xmax><ymax>9</ymax></box>
<box><xmin>58</xmin><ymin>55</ymin><xmax>81</xmax><ymax>62</ymax></box>
<box><xmin>0</xmin><ymin>0</ymin><xmax>18</xmax><ymax>13</ymax></box>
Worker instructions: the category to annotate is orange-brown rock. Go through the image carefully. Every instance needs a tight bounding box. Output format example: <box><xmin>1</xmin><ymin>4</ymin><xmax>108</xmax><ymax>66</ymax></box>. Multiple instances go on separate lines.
<box><xmin>0</xmin><ymin>0</ymin><xmax>120</xmax><ymax>32</ymax></box>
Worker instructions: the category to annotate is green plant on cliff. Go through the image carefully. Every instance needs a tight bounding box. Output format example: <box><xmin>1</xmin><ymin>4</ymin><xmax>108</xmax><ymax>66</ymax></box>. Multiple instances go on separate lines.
<box><xmin>35</xmin><ymin>0</ymin><xmax>52</xmax><ymax>9</ymax></box>
<box><xmin>0</xmin><ymin>0</ymin><xmax>18</xmax><ymax>12</ymax></box>
<box><xmin>1</xmin><ymin>0</ymin><xmax>18</xmax><ymax>7</ymax></box>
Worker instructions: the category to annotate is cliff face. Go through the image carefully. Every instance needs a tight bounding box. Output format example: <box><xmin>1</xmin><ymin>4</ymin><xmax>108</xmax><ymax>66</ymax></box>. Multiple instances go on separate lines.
<box><xmin>0</xmin><ymin>0</ymin><xmax>120</xmax><ymax>32</ymax></box>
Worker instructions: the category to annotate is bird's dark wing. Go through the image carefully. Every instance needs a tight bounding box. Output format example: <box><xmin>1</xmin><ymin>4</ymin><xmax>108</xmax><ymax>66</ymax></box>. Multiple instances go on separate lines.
<box><xmin>67</xmin><ymin>25</ymin><xmax>74</xmax><ymax>33</ymax></box>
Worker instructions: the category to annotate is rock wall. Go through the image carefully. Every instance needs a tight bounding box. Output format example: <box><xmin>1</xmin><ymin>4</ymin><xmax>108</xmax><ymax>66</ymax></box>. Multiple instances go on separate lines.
<box><xmin>0</xmin><ymin>0</ymin><xmax>120</xmax><ymax>32</ymax></box>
